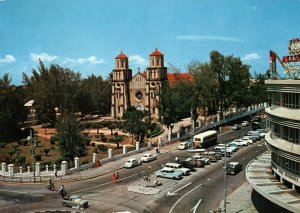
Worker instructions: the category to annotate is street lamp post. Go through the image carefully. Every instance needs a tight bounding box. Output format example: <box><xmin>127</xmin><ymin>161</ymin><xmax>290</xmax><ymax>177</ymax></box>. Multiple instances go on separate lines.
<box><xmin>27</xmin><ymin>130</ymin><xmax>35</xmax><ymax>183</ymax></box>
<box><xmin>170</xmin><ymin>123</ymin><xmax>174</xmax><ymax>139</ymax></box>
<box><xmin>223</xmin><ymin>146</ymin><xmax>227</xmax><ymax>213</ymax></box>
<box><xmin>190</xmin><ymin>108</ymin><xmax>194</xmax><ymax>149</ymax></box>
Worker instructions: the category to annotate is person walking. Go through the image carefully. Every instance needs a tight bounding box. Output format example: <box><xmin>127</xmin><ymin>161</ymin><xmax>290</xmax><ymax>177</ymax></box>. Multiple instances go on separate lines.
<box><xmin>116</xmin><ymin>172</ymin><xmax>120</xmax><ymax>182</ymax></box>
<box><xmin>112</xmin><ymin>172</ymin><xmax>116</xmax><ymax>183</ymax></box>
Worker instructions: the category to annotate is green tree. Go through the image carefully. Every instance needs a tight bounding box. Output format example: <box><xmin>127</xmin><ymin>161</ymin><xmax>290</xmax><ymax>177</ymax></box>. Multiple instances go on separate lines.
<box><xmin>56</xmin><ymin>111</ymin><xmax>87</xmax><ymax>160</ymax></box>
<box><xmin>188</xmin><ymin>62</ymin><xmax>218</xmax><ymax>121</ymax></box>
<box><xmin>121</xmin><ymin>106</ymin><xmax>151</xmax><ymax>144</ymax></box>
<box><xmin>249</xmin><ymin>73</ymin><xmax>267</xmax><ymax>105</ymax></box>
<box><xmin>0</xmin><ymin>73</ymin><xmax>27</xmax><ymax>139</ymax></box>
<box><xmin>22</xmin><ymin>60</ymin><xmax>81</xmax><ymax>126</ymax></box>
<box><xmin>225</xmin><ymin>55</ymin><xmax>251</xmax><ymax>110</ymax></box>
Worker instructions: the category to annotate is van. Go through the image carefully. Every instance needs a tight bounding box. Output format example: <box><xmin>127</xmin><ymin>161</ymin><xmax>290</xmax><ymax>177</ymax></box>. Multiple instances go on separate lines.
<box><xmin>226</xmin><ymin>162</ymin><xmax>243</xmax><ymax>175</ymax></box>
<box><xmin>201</xmin><ymin>151</ymin><xmax>221</xmax><ymax>162</ymax></box>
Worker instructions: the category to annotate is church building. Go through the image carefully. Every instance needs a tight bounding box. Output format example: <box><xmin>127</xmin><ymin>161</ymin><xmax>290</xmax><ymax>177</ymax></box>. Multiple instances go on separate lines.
<box><xmin>111</xmin><ymin>49</ymin><xmax>168</xmax><ymax>120</ymax></box>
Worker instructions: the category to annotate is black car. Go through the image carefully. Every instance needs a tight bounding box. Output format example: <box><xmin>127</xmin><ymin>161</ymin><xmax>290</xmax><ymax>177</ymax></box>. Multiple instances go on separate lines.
<box><xmin>179</xmin><ymin>160</ymin><xmax>196</xmax><ymax>171</ymax></box>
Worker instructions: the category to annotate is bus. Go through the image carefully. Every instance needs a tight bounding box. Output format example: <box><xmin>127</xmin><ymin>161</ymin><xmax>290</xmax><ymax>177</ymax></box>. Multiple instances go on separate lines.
<box><xmin>193</xmin><ymin>130</ymin><xmax>218</xmax><ymax>148</ymax></box>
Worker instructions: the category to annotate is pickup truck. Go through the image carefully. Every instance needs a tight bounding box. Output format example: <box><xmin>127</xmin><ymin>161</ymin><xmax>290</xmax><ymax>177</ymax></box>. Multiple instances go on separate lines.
<box><xmin>61</xmin><ymin>195</ymin><xmax>89</xmax><ymax>209</ymax></box>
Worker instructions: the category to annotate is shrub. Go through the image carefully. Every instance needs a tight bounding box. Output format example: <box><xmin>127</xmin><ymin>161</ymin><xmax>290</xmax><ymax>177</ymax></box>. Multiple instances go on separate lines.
<box><xmin>13</xmin><ymin>144</ymin><xmax>19</xmax><ymax>151</ymax></box>
<box><xmin>21</xmin><ymin>138</ymin><xmax>28</xmax><ymax>146</ymax></box>
<box><xmin>43</xmin><ymin>148</ymin><xmax>50</xmax><ymax>156</ymax></box>
<box><xmin>34</xmin><ymin>155</ymin><xmax>42</xmax><ymax>161</ymax></box>
<box><xmin>93</xmin><ymin>148</ymin><xmax>98</xmax><ymax>153</ymax></box>
<box><xmin>102</xmin><ymin>137</ymin><xmax>107</xmax><ymax>142</ymax></box>
<box><xmin>55</xmin><ymin>157</ymin><xmax>66</xmax><ymax>165</ymax></box>
<box><xmin>16</xmin><ymin>156</ymin><xmax>26</xmax><ymax>165</ymax></box>
<box><xmin>50</xmin><ymin>136</ymin><xmax>57</xmax><ymax>145</ymax></box>
<box><xmin>97</xmin><ymin>144</ymin><xmax>108</xmax><ymax>152</ymax></box>
<box><xmin>91</xmin><ymin>143</ymin><xmax>95</xmax><ymax>147</ymax></box>
<box><xmin>82</xmin><ymin>159</ymin><xmax>89</xmax><ymax>165</ymax></box>
<box><xmin>8</xmin><ymin>150</ymin><xmax>16</xmax><ymax>158</ymax></box>
<box><xmin>109</xmin><ymin>137</ymin><xmax>114</xmax><ymax>142</ymax></box>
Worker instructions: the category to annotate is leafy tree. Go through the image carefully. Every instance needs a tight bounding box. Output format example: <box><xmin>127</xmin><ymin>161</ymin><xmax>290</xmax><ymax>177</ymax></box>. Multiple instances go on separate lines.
<box><xmin>77</xmin><ymin>75</ymin><xmax>111</xmax><ymax>116</ymax></box>
<box><xmin>0</xmin><ymin>73</ymin><xmax>27</xmax><ymax>140</ymax></box>
<box><xmin>56</xmin><ymin>111</ymin><xmax>87</xmax><ymax>160</ymax></box>
<box><xmin>210</xmin><ymin>51</ymin><xmax>228</xmax><ymax>117</ymax></box>
<box><xmin>121</xmin><ymin>106</ymin><xmax>151</xmax><ymax>144</ymax></box>
<box><xmin>188</xmin><ymin>62</ymin><xmax>217</xmax><ymax>121</ymax></box>
<box><xmin>22</xmin><ymin>61</ymin><xmax>81</xmax><ymax>126</ymax></box>
<box><xmin>43</xmin><ymin>148</ymin><xmax>50</xmax><ymax>156</ymax></box>
<box><xmin>225</xmin><ymin>55</ymin><xmax>251</xmax><ymax>109</ymax></box>
<box><xmin>249</xmin><ymin>73</ymin><xmax>267</xmax><ymax>104</ymax></box>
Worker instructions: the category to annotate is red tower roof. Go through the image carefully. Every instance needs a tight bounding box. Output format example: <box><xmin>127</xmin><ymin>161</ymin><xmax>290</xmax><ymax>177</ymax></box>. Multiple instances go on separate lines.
<box><xmin>115</xmin><ymin>52</ymin><xmax>128</xmax><ymax>59</ymax></box>
<box><xmin>150</xmin><ymin>48</ymin><xmax>164</xmax><ymax>56</ymax></box>
<box><xmin>167</xmin><ymin>73</ymin><xmax>192</xmax><ymax>87</ymax></box>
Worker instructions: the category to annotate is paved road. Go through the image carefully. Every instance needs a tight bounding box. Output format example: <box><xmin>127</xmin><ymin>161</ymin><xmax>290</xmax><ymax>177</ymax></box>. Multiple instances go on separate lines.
<box><xmin>0</xmin><ymin>122</ymin><xmax>266</xmax><ymax>212</ymax></box>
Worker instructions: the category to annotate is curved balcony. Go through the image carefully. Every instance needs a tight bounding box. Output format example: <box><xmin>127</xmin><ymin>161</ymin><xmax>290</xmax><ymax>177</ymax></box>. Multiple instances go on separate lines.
<box><xmin>266</xmin><ymin>106</ymin><xmax>300</xmax><ymax>123</ymax></box>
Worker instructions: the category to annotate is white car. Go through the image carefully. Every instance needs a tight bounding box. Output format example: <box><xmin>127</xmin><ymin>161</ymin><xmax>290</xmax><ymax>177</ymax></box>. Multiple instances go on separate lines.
<box><xmin>163</xmin><ymin>163</ymin><xmax>190</xmax><ymax>175</ymax></box>
<box><xmin>242</xmin><ymin>136</ymin><xmax>253</xmax><ymax>144</ymax></box>
<box><xmin>241</xmin><ymin>121</ymin><xmax>249</xmax><ymax>127</ymax></box>
<box><xmin>140</xmin><ymin>153</ymin><xmax>156</xmax><ymax>162</ymax></box>
<box><xmin>233</xmin><ymin>139</ymin><xmax>248</xmax><ymax>146</ymax></box>
<box><xmin>124</xmin><ymin>158</ymin><xmax>141</xmax><ymax>168</ymax></box>
<box><xmin>256</xmin><ymin>129</ymin><xmax>266</xmax><ymax>138</ymax></box>
<box><xmin>178</xmin><ymin>142</ymin><xmax>189</xmax><ymax>150</ymax></box>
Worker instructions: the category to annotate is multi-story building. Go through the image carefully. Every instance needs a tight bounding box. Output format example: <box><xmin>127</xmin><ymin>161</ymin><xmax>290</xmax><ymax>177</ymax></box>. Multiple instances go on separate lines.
<box><xmin>111</xmin><ymin>49</ymin><xmax>168</xmax><ymax>121</ymax></box>
<box><xmin>265</xmin><ymin>79</ymin><xmax>300</xmax><ymax>191</ymax></box>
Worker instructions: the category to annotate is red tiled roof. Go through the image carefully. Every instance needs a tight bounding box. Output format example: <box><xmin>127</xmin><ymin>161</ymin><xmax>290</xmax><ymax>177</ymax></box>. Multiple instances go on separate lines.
<box><xmin>167</xmin><ymin>73</ymin><xmax>192</xmax><ymax>87</ymax></box>
<box><xmin>115</xmin><ymin>52</ymin><xmax>128</xmax><ymax>59</ymax></box>
<box><xmin>150</xmin><ymin>48</ymin><xmax>164</xmax><ymax>56</ymax></box>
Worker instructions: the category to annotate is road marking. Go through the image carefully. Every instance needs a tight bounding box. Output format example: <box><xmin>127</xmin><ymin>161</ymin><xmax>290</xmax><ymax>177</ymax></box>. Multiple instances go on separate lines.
<box><xmin>167</xmin><ymin>182</ymin><xmax>192</xmax><ymax>196</ymax></box>
<box><xmin>169</xmin><ymin>184</ymin><xmax>202</xmax><ymax>213</ymax></box>
<box><xmin>0</xmin><ymin>190</ymin><xmax>28</xmax><ymax>194</ymax></box>
<box><xmin>190</xmin><ymin>199</ymin><xmax>202</xmax><ymax>213</ymax></box>
<box><xmin>73</xmin><ymin>174</ymin><xmax>138</xmax><ymax>194</ymax></box>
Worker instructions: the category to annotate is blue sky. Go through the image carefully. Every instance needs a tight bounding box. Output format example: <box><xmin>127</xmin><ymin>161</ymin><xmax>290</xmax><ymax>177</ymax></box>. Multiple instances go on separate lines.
<box><xmin>0</xmin><ymin>0</ymin><xmax>299</xmax><ymax>85</ymax></box>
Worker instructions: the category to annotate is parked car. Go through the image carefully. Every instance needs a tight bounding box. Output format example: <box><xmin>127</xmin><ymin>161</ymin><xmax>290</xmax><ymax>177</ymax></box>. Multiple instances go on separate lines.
<box><xmin>241</xmin><ymin>121</ymin><xmax>250</xmax><ymax>127</ymax></box>
<box><xmin>155</xmin><ymin>167</ymin><xmax>183</xmax><ymax>180</ymax></box>
<box><xmin>233</xmin><ymin>139</ymin><xmax>248</xmax><ymax>146</ymax></box>
<box><xmin>178</xmin><ymin>142</ymin><xmax>189</xmax><ymax>150</ymax></box>
<box><xmin>163</xmin><ymin>163</ymin><xmax>191</xmax><ymax>175</ymax></box>
<box><xmin>247</xmin><ymin>131</ymin><xmax>261</xmax><ymax>141</ymax></box>
<box><xmin>242</xmin><ymin>136</ymin><xmax>253</xmax><ymax>144</ymax></box>
<box><xmin>232</xmin><ymin>124</ymin><xmax>241</xmax><ymax>130</ymax></box>
<box><xmin>226</xmin><ymin>162</ymin><xmax>243</xmax><ymax>175</ymax></box>
<box><xmin>251</xmin><ymin>121</ymin><xmax>261</xmax><ymax>130</ymax></box>
<box><xmin>61</xmin><ymin>195</ymin><xmax>88</xmax><ymax>209</ymax></box>
<box><xmin>179</xmin><ymin>160</ymin><xmax>196</xmax><ymax>171</ymax></box>
<box><xmin>140</xmin><ymin>153</ymin><xmax>156</xmax><ymax>162</ymax></box>
<box><xmin>192</xmin><ymin>154</ymin><xmax>210</xmax><ymax>165</ymax></box>
<box><xmin>256</xmin><ymin>129</ymin><xmax>266</xmax><ymax>138</ymax></box>
<box><xmin>124</xmin><ymin>158</ymin><xmax>141</xmax><ymax>168</ymax></box>
<box><xmin>227</xmin><ymin>142</ymin><xmax>239</xmax><ymax>151</ymax></box>
<box><xmin>185</xmin><ymin>157</ymin><xmax>205</xmax><ymax>167</ymax></box>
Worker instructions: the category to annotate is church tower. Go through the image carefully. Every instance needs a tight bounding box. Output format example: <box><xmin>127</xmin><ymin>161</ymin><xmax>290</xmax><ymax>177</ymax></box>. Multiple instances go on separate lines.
<box><xmin>146</xmin><ymin>48</ymin><xmax>168</xmax><ymax>121</ymax></box>
<box><xmin>111</xmin><ymin>52</ymin><xmax>132</xmax><ymax>119</ymax></box>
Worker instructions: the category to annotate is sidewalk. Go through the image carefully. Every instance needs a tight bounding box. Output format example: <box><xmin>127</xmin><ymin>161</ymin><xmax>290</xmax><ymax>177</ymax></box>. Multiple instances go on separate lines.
<box><xmin>218</xmin><ymin>182</ymin><xmax>258</xmax><ymax>213</ymax></box>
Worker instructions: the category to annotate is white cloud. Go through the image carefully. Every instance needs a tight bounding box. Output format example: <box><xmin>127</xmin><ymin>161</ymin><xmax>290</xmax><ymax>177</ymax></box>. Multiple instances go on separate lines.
<box><xmin>31</xmin><ymin>52</ymin><xmax>57</xmax><ymax>62</ymax></box>
<box><xmin>242</xmin><ymin>53</ymin><xmax>260</xmax><ymax>61</ymax></box>
<box><xmin>0</xmin><ymin>0</ymin><xmax>6</xmax><ymax>2</ymax></box>
<box><xmin>0</xmin><ymin>54</ymin><xmax>16</xmax><ymax>64</ymax></box>
<box><xmin>177</xmin><ymin>35</ymin><xmax>243</xmax><ymax>42</ymax></box>
<box><xmin>63</xmin><ymin>56</ymin><xmax>104</xmax><ymax>65</ymax></box>
<box><xmin>129</xmin><ymin>55</ymin><xmax>146</xmax><ymax>66</ymax></box>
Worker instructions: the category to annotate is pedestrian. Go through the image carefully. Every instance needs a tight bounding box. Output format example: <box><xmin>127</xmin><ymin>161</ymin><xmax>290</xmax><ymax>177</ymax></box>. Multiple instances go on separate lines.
<box><xmin>175</xmin><ymin>156</ymin><xmax>179</xmax><ymax>163</ymax></box>
<box><xmin>54</xmin><ymin>169</ymin><xmax>57</xmax><ymax>178</ymax></box>
<box><xmin>116</xmin><ymin>172</ymin><xmax>120</xmax><ymax>182</ymax></box>
<box><xmin>112</xmin><ymin>172</ymin><xmax>116</xmax><ymax>183</ymax></box>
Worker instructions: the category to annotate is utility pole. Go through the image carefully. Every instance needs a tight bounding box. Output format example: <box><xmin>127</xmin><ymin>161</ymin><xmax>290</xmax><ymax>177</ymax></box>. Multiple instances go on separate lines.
<box><xmin>191</xmin><ymin>107</ymin><xmax>194</xmax><ymax>149</ymax></box>
<box><xmin>224</xmin><ymin>147</ymin><xmax>227</xmax><ymax>213</ymax></box>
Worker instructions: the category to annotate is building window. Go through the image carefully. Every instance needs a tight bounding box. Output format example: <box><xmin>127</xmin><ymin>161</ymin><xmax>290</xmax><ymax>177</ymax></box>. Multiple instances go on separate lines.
<box><xmin>151</xmin><ymin>60</ymin><xmax>154</xmax><ymax>66</ymax></box>
<box><xmin>283</xmin><ymin>126</ymin><xmax>299</xmax><ymax>144</ymax></box>
<box><xmin>273</xmin><ymin>123</ymin><xmax>281</xmax><ymax>136</ymax></box>
<box><xmin>152</xmin><ymin>107</ymin><xmax>155</xmax><ymax>113</ymax></box>
<box><xmin>273</xmin><ymin>92</ymin><xmax>280</xmax><ymax>106</ymax></box>
<box><xmin>283</xmin><ymin>93</ymin><xmax>299</xmax><ymax>108</ymax></box>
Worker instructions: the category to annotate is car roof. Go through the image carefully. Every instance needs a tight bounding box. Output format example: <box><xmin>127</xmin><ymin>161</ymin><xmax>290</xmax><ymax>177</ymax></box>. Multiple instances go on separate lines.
<box><xmin>127</xmin><ymin>158</ymin><xmax>137</xmax><ymax>161</ymax></box>
<box><xmin>165</xmin><ymin>162</ymin><xmax>181</xmax><ymax>166</ymax></box>
<box><xmin>229</xmin><ymin>162</ymin><xmax>241</xmax><ymax>165</ymax></box>
<box><xmin>161</xmin><ymin>167</ymin><xmax>175</xmax><ymax>171</ymax></box>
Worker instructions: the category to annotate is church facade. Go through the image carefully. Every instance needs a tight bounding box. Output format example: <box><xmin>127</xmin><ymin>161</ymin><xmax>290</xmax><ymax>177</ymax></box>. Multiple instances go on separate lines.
<box><xmin>111</xmin><ymin>49</ymin><xmax>168</xmax><ymax>120</ymax></box>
